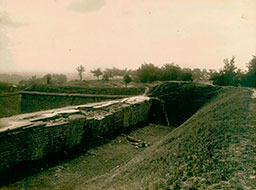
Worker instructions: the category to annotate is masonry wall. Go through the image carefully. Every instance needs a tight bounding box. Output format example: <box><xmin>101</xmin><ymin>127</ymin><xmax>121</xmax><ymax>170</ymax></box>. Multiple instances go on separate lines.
<box><xmin>20</xmin><ymin>91</ymin><xmax>129</xmax><ymax>113</ymax></box>
<box><xmin>27</xmin><ymin>85</ymin><xmax>146</xmax><ymax>95</ymax></box>
<box><xmin>0</xmin><ymin>96</ymin><xmax>151</xmax><ymax>173</ymax></box>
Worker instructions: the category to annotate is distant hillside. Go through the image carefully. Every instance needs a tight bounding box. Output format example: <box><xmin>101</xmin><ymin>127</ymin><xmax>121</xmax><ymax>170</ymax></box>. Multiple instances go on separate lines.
<box><xmin>81</xmin><ymin>87</ymin><xmax>255</xmax><ymax>190</ymax></box>
<box><xmin>0</xmin><ymin>73</ymin><xmax>30</xmax><ymax>84</ymax></box>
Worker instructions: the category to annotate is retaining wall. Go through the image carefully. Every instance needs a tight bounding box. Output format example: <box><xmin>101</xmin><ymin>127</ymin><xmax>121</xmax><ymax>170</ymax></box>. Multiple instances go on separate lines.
<box><xmin>0</xmin><ymin>96</ymin><xmax>151</xmax><ymax>172</ymax></box>
<box><xmin>20</xmin><ymin>91</ymin><xmax>129</xmax><ymax>113</ymax></box>
<box><xmin>26</xmin><ymin>85</ymin><xmax>146</xmax><ymax>95</ymax></box>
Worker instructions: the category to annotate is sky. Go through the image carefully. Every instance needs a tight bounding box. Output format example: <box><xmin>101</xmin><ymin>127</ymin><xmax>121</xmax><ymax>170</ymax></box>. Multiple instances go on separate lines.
<box><xmin>0</xmin><ymin>0</ymin><xmax>256</xmax><ymax>73</ymax></box>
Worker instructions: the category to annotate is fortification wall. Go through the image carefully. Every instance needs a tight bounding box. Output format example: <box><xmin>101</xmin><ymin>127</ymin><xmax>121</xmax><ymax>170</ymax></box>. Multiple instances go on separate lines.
<box><xmin>26</xmin><ymin>85</ymin><xmax>145</xmax><ymax>95</ymax></box>
<box><xmin>20</xmin><ymin>91</ymin><xmax>129</xmax><ymax>113</ymax></box>
<box><xmin>0</xmin><ymin>96</ymin><xmax>151</xmax><ymax>173</ymax></box>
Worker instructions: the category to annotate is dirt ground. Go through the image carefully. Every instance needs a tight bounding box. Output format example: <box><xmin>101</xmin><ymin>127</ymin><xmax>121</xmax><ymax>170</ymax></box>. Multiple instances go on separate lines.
<box><xmin>1</xmin><ymin>124</ymin><xmax>173</xmax><ymax>190</ymax></box>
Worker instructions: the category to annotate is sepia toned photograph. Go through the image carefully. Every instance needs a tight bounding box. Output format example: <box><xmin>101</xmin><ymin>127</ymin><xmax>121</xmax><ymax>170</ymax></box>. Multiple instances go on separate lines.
<box><xmin>0</xmin><ymin>0</ymin><xmax>255</xmax><ymax>189</ymax></box>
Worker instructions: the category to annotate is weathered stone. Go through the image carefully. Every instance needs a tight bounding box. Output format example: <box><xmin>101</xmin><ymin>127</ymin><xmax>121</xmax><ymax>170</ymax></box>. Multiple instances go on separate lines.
<box><xmin>0</xmin><ymin>95</ymin><xmax>151</xmax><ymax>172</ymax></box>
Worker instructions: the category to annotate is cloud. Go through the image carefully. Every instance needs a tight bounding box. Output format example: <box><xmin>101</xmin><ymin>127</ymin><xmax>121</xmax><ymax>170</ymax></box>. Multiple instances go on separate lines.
<box><xmin>0</xmin><ymin>12</ymin><xmax>26</xmax><ymax>27</ymax></box>
<box><xmin>0</xmin><ymin>30</ymin><xmax>14</xmax><ymax>71</ymax></box>
<box><xmin>68</xmin><ymin>0</ymin><xmax>106</xmax><ymax>13</ymax></box>
<box><xmin>0</xmin><ymin>12</ymin><xmax>25</xmax><ymax>71</ymax></box>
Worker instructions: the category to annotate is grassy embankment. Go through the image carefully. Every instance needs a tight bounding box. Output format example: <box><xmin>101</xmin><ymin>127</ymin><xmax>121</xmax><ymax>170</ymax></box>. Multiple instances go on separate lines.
<box><xmin>0</xmin><ymin>82</ymin><xmax>21</xmax><ymax>118</ymax></box>
<box><xmin>79</xmin><ymin>87</ymin><xmax>255</xmax><ymax>190</ymax></box>
<box><xmin>0</xmin><ymin>94</ymin><xmax>21</xmax><ymax>118</ymax></box>
<box><xmin>2</xmin><ymin>86</ymin><xmax>255</xmax><ymax>190</ymax></box>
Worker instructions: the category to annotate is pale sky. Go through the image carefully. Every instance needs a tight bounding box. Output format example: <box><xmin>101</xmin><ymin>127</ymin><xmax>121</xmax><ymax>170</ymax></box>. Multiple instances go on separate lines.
<box><xmin>0</xmin><ymin>0</ymin><xmax>256</xmax><ymax>73</ymax></box>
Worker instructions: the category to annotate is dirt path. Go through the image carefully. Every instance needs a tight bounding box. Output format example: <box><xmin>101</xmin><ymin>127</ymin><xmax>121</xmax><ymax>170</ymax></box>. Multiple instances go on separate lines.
<box><xmin>1</xmin><ymin>124</ymin><xmax>173</xmax><ymax>190</ymax></box>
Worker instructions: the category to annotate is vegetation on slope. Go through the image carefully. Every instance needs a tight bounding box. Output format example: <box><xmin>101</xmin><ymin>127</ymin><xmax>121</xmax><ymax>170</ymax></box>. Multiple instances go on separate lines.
<box><xmin>80</xmin><ymin>87</ymin><xmax>255</xmax><ymax>190</ymax></box>
<box><xmin>148</xmin><ymin>82</ymin><xmax>221</xmax><ymax>127</ymax></box>
<box><xmin>1</xmin><ymin>125</ymin><xmax>173</xmax><ymax>189</ymax></box>
<box><xmin>0</xmin><ymin>82</ymin><xmax>21</xmax><ymax>117</ymax></box>
<box><xmin>0</xmin><ymin>95</ymin><xmax>21</xmax><ymax>118</ymax></box>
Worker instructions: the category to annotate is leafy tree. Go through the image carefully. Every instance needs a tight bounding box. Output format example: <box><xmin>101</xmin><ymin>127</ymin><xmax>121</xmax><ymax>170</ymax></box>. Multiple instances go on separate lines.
<box><xmin>76</xmin><ymin>65</ymin><xmax>85</xmax><ymax>81</ymax></box>
<box><xmin>102</xmin><ymin>71</ymin><xmax>109</xmax><ymax>82</ymax></box>
<box><xmin>91</xmin><ymin>68</ymin><xmax>103</xmax><ymax>80</ymax></box>
<box><xmin>46</xmin><ymin>74</ymin><xmax>51</xmax><ymax>84</ymax></box>
<box><xmin>201</xmin><ymin>69</ymin><xmax>210</xmax><ymax>81</ymax></box>
<box><xmin>18</xmin><ymin>80</ymin><xmax>29</xmax><ymax>87</ymax></box>
<box><xmin>55</xmin><ymin>74</ymin><xmax>68</xmax><ymax>84</ymax></box>
<box><xmin>42</xmin><ymin>74</ymin><xmax>67</xmax><ymax>85</ymax></box>
<box><xmin>210</xmin><ymin>57</ymin><xmax>241</xmax><ymax>86</ymax></box>
<box><xmin>104</xmin><ymin>68</ymin><xmax>114</xmax><ymax>80</ymax></box>
<box><xmin>241</xmin><ymin>55</ymin><xmax>256</xmax><ymax>87</ymax></box>
<box><xmin>180</xmin><ymin>68</ymin><xmax>193</xmax><ymax>81</ymax></box>
<box><xmin>192</xmin><ymin>68</ymin><xmax>202</xmax><ymax>82</ymax></box>
<box><xmin>123</xmin><ymin>74</ymin><xmax>132</xmax><ymax>87</ymax></box>
<box><xmin>42</xmin><ymin>74</ymin><xmax>52</xmax><ymax>85</ymax></box>
<box><xmin>161</xmin><ymin>63</ymin><xmax>181</xmax><ymax>81</ymax></box>
<box><xmin>136</xmin><ymin>63</ymin><xmax>160</xmax><ymax>83</ymax></box>
<box><xmin>29</xmin><ymin>75</ymin><xmax>37</xmax><ymax>86</ymax></box>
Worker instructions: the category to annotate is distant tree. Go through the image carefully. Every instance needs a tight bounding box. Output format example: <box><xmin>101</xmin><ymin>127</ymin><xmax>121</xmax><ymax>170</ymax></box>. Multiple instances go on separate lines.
<box><xmin>247</xmin><ymin>55</ymin><xmax>256</xmax><ymax>73</ymax></box>
<box><xmin>180</xmin><ymin>68</ymin><xmax>193</xmax><ymax>81</ymax></box>
<box><xmin>18</xmin><ymin>80</ymin><xmax>29</xmax><ymax>87</ymax></box>
<box><xmin>136</xmin><ymin>63</ymin><xmax>160</xmax><ymax>83</ymax></box>
<box><xmin>43</xmin><ymin>74</ymin><xmax>52</xmax><ymax>85</ymax></box>
<box><xmin>91</xmin><ymin>68</ymin><xmax>103</xmax><ymax>81</ymax></box>
<box><xmin>222</xmin><ymin>57</ymin><xmax>240</xmax><ymax>85</ymax></box>
<box><xmin>29</xmin><ymin>75</ymin><xmax>37</xmax><ymax>86</ymax></box>
<box><xmin>241</xmin><ymin>55</ymin><xmax>256</xmax><ymax>87</ymax></box>
<box><xmin>161</xmin><ymin>63</ymin><xmax>181</xmax><ymax>81</ymax></box>
<box><xmin>56</xmin><ymin>74</ymin><xmax>68</xmax><ymax>84</ymax></box>
<box><xmin>201</xmin><ymin>69</ymin><xmax>210</xmax><ymax>81</ymax></box>
<box><xmin>76</xmin><ymin>65</ymin><xmax>85</xmax><ymax>81</ymax></box>
<box><xmin>123</xmin><ymin>74</ymin><xmax>132</xmax><ymax>87</ymax></box>
<box><xmin>192</xmin><ymin>68</ymin><xmax>202</xmax><ymax>82</ymax></box>
<box><xmin>210</xmin><ymin>57</ymin><xmax>241</xmax><ymax>86</ymax></box>
<box><xmin>102</xmin><ymin>71</ymin><xmax>109</xmax><ymax>82</ymax></box>
<box><xmin>104</xmin><ymin>68</ymin><xmax>114</xmax><ymax>79</ymax></box>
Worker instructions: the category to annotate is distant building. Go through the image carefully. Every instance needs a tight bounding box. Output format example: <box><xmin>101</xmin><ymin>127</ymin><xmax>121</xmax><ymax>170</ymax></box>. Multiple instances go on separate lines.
<box><xmin>9</xmin><ymin>85</ymin><xmax>17</xmax><ymax>92</ymax></box>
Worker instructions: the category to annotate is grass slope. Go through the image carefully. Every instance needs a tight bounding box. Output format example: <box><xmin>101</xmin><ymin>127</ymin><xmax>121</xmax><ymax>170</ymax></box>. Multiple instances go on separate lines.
<box><xmin>0</xmin><ymin>94</ymin><xmax>21</xmax><ymax>118</ymax></box>
<box><xmin>79</xmin><ymin>87</ymin><xmax>255</xmax><ymax>190</ymax></box>
<box><xmin>1</xmin><ymin>125</ymin><xmax>173</xmax><ymax>190</ymax></box>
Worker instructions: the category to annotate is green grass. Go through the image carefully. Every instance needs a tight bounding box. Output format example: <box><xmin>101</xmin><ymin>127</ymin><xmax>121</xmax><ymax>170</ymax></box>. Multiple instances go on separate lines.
<box><xmin>78</xmin><ymin>87</ymin><xmax>255</xmax><ymax>189</ymax></box>
<box><xmin>0</xmin><ymin>93</ymin><xmax>21</xmax><ymax>118</ymax></box>
<box><xmin>1</xmin><ymin>125</ymin><xmax>173</xmax><ymax>190</ymax></box>
<box><xmin>1</xmin><ymin>87</ymin><xmax>255</xmax><ymax>190</ymax></box>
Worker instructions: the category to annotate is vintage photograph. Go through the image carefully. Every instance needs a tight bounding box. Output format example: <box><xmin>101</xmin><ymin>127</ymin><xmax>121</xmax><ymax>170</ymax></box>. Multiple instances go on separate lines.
<box><xmin>0</xmin><ymin>0</ymin><xmax>255</xmax><ymax>189</ymax></box>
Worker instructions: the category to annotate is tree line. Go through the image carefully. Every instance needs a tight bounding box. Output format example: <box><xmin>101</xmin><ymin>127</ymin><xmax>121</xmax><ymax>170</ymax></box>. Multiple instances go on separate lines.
<box><xmin>209</xmin><ymin>55</ymin><xmax>255</xmax><ymax>87</ymax></box>
<box><xmin>16</xmin><ymin>54</ymin><xmax>255</xmax><ymax>88</ymax></box>
<box><xmin>18</xmin><ymin>74</ymin><xmax>68</xmax><ymax>87</ymax></box>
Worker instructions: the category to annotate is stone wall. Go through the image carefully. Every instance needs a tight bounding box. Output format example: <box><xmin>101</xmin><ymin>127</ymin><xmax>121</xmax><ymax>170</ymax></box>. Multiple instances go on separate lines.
<box><xmin>0</xmin><ymin>96</ymin><xmax>151</xmax><ymax>173</ymax></box>
<box><xmin>20</xmin><ymin>91</ymin><xmax>129</xmax><ymax>113</ymax></box>
<box><xmin>26</xmin><ymin>85</ymin><xmax>146</xmax><ymax>95</ymax></box>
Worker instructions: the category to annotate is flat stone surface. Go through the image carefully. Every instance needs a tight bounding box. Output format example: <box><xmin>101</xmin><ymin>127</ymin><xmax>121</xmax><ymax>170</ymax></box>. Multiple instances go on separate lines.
<box><xmin>20</xmin><ymin>91</ymin><xmax>129</xmax><ymax>98</ymax></box>
<box><xmin>0</xmin><ymin>95</ymin><xmax>150</xmax><ymax>133</ymax></box>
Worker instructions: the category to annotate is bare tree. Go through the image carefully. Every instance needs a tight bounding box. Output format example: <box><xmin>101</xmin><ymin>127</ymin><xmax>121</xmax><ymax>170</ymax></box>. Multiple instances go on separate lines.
<box><xmin>76</xmin><ymin>65</ymin><xmax>85</xmax><ymax>81</ymax></box>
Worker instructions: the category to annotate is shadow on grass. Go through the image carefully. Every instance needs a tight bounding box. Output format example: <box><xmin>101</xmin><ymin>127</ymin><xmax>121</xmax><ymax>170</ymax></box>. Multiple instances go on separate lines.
<box><xmin>0</xmin><ymin>121</ymin><xmax>149</xmax><ymax>187</ymax></box>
